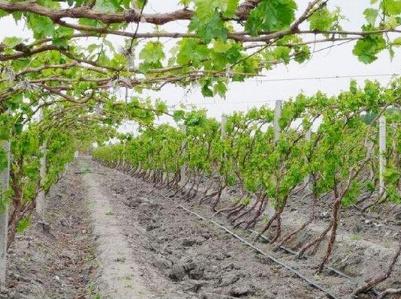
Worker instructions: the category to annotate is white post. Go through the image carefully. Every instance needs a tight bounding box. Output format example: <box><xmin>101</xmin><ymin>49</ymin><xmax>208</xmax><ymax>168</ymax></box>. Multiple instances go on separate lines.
<box><xmin>36</xmin><ymin>140</ymin><xmax>47</xmax><ymax>219</ymax></box>
<box><xmin>36</xmin><ymin>107</ymin><xmax>47</xmax><ymax>219</ymax></box>
<box><xmin>305</xmin><ymin>129</ymin><xmax>312</xmax><ymax>142</ymax></box>
<box><xmin>379</xmin><ymin>116</ymin><xmax>386</xmax><ymax>196</ymax></box>
<box><xmin>0</xmin><ymin>139</ymin><xmax>10</xmax><ymax>286</ymax></box>
<box><xmin>179</xmin><ymin>124</ymin><xmax>186</xmax><ymax>184</ymax></box>
<box><xmin>221</xmin><ymin>114</ymin><xmax>227</xmax><ymax>138</ymax></box>
<box><xmin>274</xmin><ymin>100</ymin><xmax>282</xmax><ymax>143</ymax></box>
<box><xmin>304</xmin><ymin>129</ymin><xmax>312</xmax><ymax>186</ymax></box>
<box><xmin>267</xmin><ymin>101</ymin><xmax>282</xmax><ymax>218</ymax></box>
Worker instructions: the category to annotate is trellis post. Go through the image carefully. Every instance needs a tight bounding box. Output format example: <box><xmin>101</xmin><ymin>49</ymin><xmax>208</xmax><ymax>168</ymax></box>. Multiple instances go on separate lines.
<box><xmin>221</xmin><ymin>114</ymin><xmax>227</xmax><ymax>138</ymax></box>
<box><xmin>274</xmin><ymin>100</ymin><xmax>282</xmax><ymax>143</ymax></box>
<box><xmin>179</xmin><ymin>124</ymin><xmax>186</xmax><ymax>183</ymax></box>
<box><xmin>36</xmin><ymin>108</ymin><xmax>47</xmax><ymax>219</ymax></box>
<box><xmin>0</xmin><ymin>139</ymin><xmax>11</xmax><ymax>286</ymax></box>
<box><xmin>267</xmin><ymin>100</ymin><xmax>283</xmax><ymax>218</ymax></box>
<box><xmin>379</xmin><ymin>115</ymin><xmax>386</xmax><ymax>196</ymax></box>
<box><xmin>304</xmin><ymin>129</ymin><xmax>312</xmax><ymax>187</ymax></box>
<box><xmin>36</xmin><ymin>140</ymin><xmax>47</xmax><ymax>219</ymax></box>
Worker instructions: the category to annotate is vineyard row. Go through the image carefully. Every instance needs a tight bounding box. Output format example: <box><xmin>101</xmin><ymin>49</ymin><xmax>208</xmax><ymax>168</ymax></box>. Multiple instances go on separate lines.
<box><xmin>93</xmin><ymin>80</ymin><xmax>401</xmax><ymax>296</ymax></box>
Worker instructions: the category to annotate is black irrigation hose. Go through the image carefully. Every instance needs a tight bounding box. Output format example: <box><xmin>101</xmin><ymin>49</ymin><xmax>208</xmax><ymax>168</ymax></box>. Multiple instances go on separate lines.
<box><xmin>171</xmin><ymin>184</ymin><xmax>381</xmax><ymax>297</ymax></box>
<box><xmin>194</xmin><ymin>207</ymin><xmax>378</xmax><ymax>297</ymax></box>
<box><xmin>245</xmin><ymin>225</ymin><xmax>379</xmax><ymax>297</ymax></box>
<box><xmin>241</xmin><ymin>226</ymin><xmax>353</xmax><ymax>277</ymax></box>
<box><xmin>176</xmin><ymin>204</ymin><xmax>340</xmax><ymax>299</ymax></box>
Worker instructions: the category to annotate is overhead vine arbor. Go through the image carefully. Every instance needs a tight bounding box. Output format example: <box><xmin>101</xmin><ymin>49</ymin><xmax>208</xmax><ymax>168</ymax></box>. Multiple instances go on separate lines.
<box><xmin>0</xmin><ymin>0</ymin><xmax>400</xmax><ymax>288</ymax></box>
<box><xmin>0</xmin><ymin>0</ymin><xmax>400</xmax><ymax>110</ymax></box>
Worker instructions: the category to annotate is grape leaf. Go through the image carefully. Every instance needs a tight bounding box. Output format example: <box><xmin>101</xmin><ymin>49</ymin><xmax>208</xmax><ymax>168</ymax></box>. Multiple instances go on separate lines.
<box><xmin>353</xmin><ymin>34</ymin><xmax>386</xmax><ymax>63</ymax></box>
<box><xmin>245</xmin><ymin>0</ymin><xmax>297</xmax><ymax>35</ymax></box>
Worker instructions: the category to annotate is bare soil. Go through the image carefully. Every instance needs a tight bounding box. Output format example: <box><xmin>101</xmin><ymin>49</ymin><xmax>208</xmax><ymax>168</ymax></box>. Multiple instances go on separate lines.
<box><xmin>84</xmin><ymin>158</ymin><xmax>326</xmax><ymax>298</ymax></box>
<box><xmin>2</xmin><ymin>157</ymin><xmax>400</xmax><ymax>298</ymax></box>
<box><xmin>2</xmin><ymin>163</ymin><xmax>97</xmax><ymax>299</ymax></box>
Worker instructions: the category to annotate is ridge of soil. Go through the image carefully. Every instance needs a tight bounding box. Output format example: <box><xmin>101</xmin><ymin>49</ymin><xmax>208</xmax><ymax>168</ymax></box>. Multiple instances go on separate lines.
<box><xmin>3</xmin><ymin>163</ymin><xmax>97</xmax><ymax>299</ymax></box>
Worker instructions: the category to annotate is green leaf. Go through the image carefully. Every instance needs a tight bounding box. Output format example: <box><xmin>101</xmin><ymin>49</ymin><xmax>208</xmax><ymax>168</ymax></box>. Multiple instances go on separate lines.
<box><xmin>293</xmin><ymin>45</ymin><xmax>311</xmax><ymax>63</ymax></box>
<box><xmin>0</xmin><ymin>9</ymin><xmax>8</xmax><ymax>18</ymax></box>
<box><xmin>189</xmin><ymin>12</ymin><xmax>228</xmax><ymax>43</ymax></box>
<box><xmin>383</xmin><ymin>15</ymin><xmax>400</xmax><ymax>29</ymax></box>
<box><xmin>52</xmin><ymin>27</ymin><xmax>73</xmax><ymax>48</ymax></box>
<box><xmin>95</xmin><ymin>0</ymin><xmax>118</xmax><ymax>12</ymax></box>
<box><xmin>213</xmin><ymin>80</ymin><xmax>227</xmax><ymax>97</ymax></box>
<box><xmin>381</xmin><ymin>0</ymin><xmax>401</xmax><ymax>15</ymax></box>
<box><xmin>139</xmin><ymin>41</ymin><xmax>165</xmax><ymax>71</ymax></box>
<box><xmin>363</xmin><ymin>8</ymin><xmax>379</xmax><ymax>25</ymax></box>
<box><xmin>177</xmin><ymin>39</ymin><xmax>209</xmax><ymax>66</ymax></box>
<box><xmin>79</xmin><ymin>18</ymin><xmax>102</xmax><ymax>28</ymax></box>
<box><xmin>26</xmin><ymin>14</ymin><xmax>54</xmax><ymax>39</ymax></box>
<box><xmin>16</xmin><ymin>217</ymin><xmax>31</xmax><ymax>233</ymax></box>
<box><xmin>223</xmin><ymin>0</ymin><xmax>240</xmax><ymax>17</ymax></box>
<box><xmin>135</xmin><ymin>0</ymin><xmax>147</xmax><ymax>9</ymax></box>
<box><xmin>201</xmin><ymin>79</ymin><xmax>214</xmax><ymax>97</ymax></box>
<box><xmin>245</xmin><ymin>0</ymin><xmax>297</xmax><ymax>35</ymax></box>
<box><xmin>309</xmin><ymin>7</ymin><xmax>336</xmax><ymax>31</ymax></box>
<box><xmin>353</xmin><ymin>33</ymin><xmax>386</xmax><ymax>63</ymax></box>
<box><xmin>173</xmin><ymin>110</ymin><xmax>185</xmax><ymax>122</ymax></box>
<box><xmin>180</xmin><ymin>0</ymin><xmax>191</xmax><ymax>6</ymax></box>
<box><xmin>213</xmin><ymin>40</ymin><xmax>232</xmax><ymax>53</ymax></box>
<box><xmin>392</xmin><ymin>37</ymin><xmax>401</xmax><ymax>46</ymax></box>
<box><xmin>193</xmin><ymin>0</ymin><xmax>236</xmax><ymax>20</ymax></box>
<box><xmin>2</xmin><ymin>37</ymin><xmax>23</xmax><ymax>48</ymax></box>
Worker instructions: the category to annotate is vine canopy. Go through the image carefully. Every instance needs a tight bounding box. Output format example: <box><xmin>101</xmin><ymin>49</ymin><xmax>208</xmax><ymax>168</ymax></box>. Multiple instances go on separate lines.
<box><xmin>0</xmin><ymin>0</ymin><xmax>400</xmax><ymax>130</ymax></box>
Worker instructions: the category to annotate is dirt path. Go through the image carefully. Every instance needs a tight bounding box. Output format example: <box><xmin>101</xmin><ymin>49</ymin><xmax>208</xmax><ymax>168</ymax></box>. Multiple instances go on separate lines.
<box><xmin>79</xmin><ymin>158</ymin><xmax>176</xmax><ymax>299</ymax></box>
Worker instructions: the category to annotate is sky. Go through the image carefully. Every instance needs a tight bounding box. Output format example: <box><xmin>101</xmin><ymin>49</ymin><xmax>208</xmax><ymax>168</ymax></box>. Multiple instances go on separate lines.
<box><xmin>1</xmin><ymin>0</ymin><xmax>400</xmax><ymax>127</ymax></box>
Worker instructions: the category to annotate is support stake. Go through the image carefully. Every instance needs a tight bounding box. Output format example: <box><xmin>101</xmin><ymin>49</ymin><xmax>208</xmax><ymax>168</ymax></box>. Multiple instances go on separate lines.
<box><xmin>0</xmin><ymin>139</ymin><xmax>10</xmax><ymax>286</ymax></box>
<box><xmin>274</xmin><ymin>100</ymin><xmax>282</xmax><ymax>143</ymax></box>
<box><xmin>268</xmin><ymin>100</ymin><xmax>283</xmax><ymax>218</ymax></box>
<box><xmin>379</xmin><ymin>116</ymin><xmax>386</xmax><ymax>196</ymax></box>
<box><xmin>221</xmin><ymin>114</ymin><xmax>227</xmax><ymax>139</ymax></box>
<box><xmin>36</xmin><ymin>140</ymin><xmax>47</xmax><ymax>219</ymax></box>
<box><xmin>304</xmin><ymin>129</ymin><xmax>312</xmax><ymax>187</ymax></box>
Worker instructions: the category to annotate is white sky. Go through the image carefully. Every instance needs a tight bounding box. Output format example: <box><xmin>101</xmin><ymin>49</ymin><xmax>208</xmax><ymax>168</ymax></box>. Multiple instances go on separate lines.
<box><xmin>1</xmin><ymin>0</ymin><xmax>400</xmax><ymax>126</ymax></box>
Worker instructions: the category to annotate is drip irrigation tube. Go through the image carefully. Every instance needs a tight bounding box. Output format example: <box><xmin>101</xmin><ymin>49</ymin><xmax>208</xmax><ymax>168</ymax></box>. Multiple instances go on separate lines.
<box><xmin>168</xmin><ymin>184</ymin><xmax>380</xmax><ymax>297</ymax></box>
<box><xmin>246</xmin><ymin>226</ymin><xmax>379</xmax><ymax>296</ymax></box>
<box><xmin>177</xmin><ymin>204</ymin><xmax>340</xmax><ymax>299</ymax></box>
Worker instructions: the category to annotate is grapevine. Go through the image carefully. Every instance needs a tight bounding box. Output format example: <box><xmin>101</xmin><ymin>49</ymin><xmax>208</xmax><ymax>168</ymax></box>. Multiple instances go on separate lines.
<box><xmin>94</xmin><ymin>79</ymin><xmax>401</xmax><ymax>292</ymax></box>
<box><xmin>0</xmin><ymin>0</ymin><xmax>400</xmax><ymax>296</ymax></box>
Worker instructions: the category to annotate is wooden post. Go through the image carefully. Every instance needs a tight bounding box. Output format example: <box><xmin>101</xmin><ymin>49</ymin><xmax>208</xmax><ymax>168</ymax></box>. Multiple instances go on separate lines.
<box><xmin>379</xmin><ymin>116</ymin><xmax>386</xmax><ymax>196</ymax></box>
<box><xmin>274</xmin><ymin>100</ymin><xmax>282</xmax><ymax>143</ymax></box>
<box><xmin>0</xmin><ymin>139</ymin><xmax>10</xmax><ymax>286</ymax></box>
